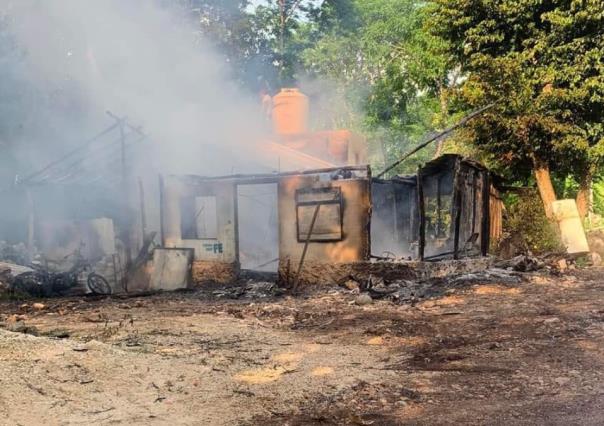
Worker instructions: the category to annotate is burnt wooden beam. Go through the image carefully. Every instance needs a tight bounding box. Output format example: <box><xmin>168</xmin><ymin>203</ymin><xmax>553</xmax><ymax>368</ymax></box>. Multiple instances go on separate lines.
<box><xmin>234</xmin><ymin>182</ymin><xmax>241</xmax><ymax>268</ymax></box>
<box><xmin>451</xmin><ymin>158</ymin><xmax>463</xmax><ymax>260</ymax></box>
<box><xmin>481</xmin><ymin>171</ymin><xmax>491</xmax><ymax>256</ymax></box>
<box><xmin>138</xmin><ymin>177</ymin><xmax>147</xmax><ymax>238</ymax></box>
<box><xmin>417</xmin><ymin>167</ymin><xmax>425</xmax><ymax>261</ymax></box>
<box><xmin>292</xmin><ymin>203</ymin><xmax>321</xmax><ymax>294</ymax></box>
<box><xmin>159</xmin><ymin>174</ymin><xmax>166</xmax><ymax>247</ymax></box>
<box><xmin>178</xmin><ymin>165</ymin><xmax>370</xmax><ymax>185</ymax></box>
<box><xmin>471</xmin><ymin>169</ymin><xmax>478</xmax><ymax>236</ymax></box>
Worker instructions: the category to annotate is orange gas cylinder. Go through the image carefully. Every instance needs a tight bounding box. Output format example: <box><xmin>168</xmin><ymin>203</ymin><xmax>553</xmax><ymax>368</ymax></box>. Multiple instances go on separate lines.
<box><xmin>272</xmin><ymin>88</ymin><xmax>309</xmax><ymax>136</ymax></box>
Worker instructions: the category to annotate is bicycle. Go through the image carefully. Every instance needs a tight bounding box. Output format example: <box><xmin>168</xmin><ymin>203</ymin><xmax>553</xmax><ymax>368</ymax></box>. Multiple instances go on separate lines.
<box><xmin>11</xmin><ymin>250</ymin><xmax>112</xmax><ymax>297</ymax></box>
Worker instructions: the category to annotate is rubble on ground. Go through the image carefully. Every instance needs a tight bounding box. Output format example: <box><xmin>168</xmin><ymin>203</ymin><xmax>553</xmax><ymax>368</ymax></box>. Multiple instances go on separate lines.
<box><xmin>206</xmin><ymin>280</ymin><xmax>284</xmax><ymax>300</ymax></box>
<box><xmin>338</xmin><ymin>266</ymin><xmax>523</xmax><ymax>305</ymax></box>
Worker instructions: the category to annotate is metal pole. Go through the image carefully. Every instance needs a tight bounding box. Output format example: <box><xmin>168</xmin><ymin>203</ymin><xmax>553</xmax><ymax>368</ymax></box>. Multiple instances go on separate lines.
<box><xmin>376</xmin><ymin>103</ymin><xmax>496</xmax><ymax>179</ymax></box>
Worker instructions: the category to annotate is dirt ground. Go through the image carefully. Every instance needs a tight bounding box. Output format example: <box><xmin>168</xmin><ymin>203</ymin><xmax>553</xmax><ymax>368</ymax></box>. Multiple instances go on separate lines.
<box><xmin>1</xmin><ymin>268</ymin><xmax>603</xmax><ymax>425</ymax></box>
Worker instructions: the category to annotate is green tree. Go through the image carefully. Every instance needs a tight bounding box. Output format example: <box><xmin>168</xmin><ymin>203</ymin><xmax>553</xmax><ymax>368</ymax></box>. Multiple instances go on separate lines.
<box><xmin>248</xmin><ymin>0</ymin><xmax>317</xmax><ymax>86</ymax></box>
<box><xmin>431</xmin><ymin>0</ymin><xmax>604</xmax><ymax>218</ymax></box>
<box><xmin>302</xmin><ymin>0</ymin><xmax>452</xmax><ymax>174</ymax></box>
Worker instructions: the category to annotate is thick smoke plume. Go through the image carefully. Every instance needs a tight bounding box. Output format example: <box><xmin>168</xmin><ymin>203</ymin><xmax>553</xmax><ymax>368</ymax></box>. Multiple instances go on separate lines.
<box><xmin>5</xmin><ymin>0</ymin><xmax>266</xmax><ymax>177</ymax></box>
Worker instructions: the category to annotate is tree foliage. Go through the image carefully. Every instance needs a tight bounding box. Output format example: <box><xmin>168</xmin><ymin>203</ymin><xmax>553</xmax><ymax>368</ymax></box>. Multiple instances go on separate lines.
<box><xmin>430</xmin><ymin>0</ymin><xmax>604</xmax><ymax>184</ymax></box>
<box><xmin>301</xmin><ymin>0</ymin><xmax>451</xmax><ymax>173</ymax></box>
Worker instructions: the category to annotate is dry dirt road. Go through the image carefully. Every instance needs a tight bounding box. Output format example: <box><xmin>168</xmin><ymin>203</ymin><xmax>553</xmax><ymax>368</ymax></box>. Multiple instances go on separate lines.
<box><xmin>0</xmin><ymin>269</ymin><xmax>603</xmax><ymax>425</ymax></box>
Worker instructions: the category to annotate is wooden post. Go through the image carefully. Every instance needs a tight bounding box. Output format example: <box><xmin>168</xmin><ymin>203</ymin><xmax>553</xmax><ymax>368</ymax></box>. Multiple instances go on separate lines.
<box><xmin>118</xmin><ymin>119</ymin><xmax>132</xmax><ymax>290</ymax></box>
<box><xmin>138</xmin><ymin>177</ymin><xmax>147</xmax><ymax>239</ymax></box>
<box><xmin>366</xmin><ymin>165</ymin><xmax>372</xmax><ymax>260</ymax></box>
<box><xmin>480</xmin><ymin>171</ymin><xmax>491</xmax><ymax>256</ymax></box>
<box><xmin>417</xmin><ymin>167</ymin><xmax>425</xmax><ymax>261</ymax></box>
<box><xmin>233</xmin><ymin>182</ymin><xmax>240</xmax><ymax>268</ymax></box>
<box><xmin>292</xmin><ymin>203</ymin><xmax>321</xmax><ymax>294</ymax></box>
<box><xmin>451</xmin><ymin>159</ymin><xmax>463</xmax><ymax>260</ymax></box>
<box><xmin>159</xmin><ymin>174</ymin><xmax>166</xmax><ymax>247</ymax></box>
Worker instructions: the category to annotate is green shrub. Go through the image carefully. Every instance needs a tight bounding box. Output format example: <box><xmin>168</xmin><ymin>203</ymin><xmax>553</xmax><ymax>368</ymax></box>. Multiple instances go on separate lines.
<box><xmin>498</xmin><ymin>192</ymin><xmax>564</xmax><ymax>256</ymax></box>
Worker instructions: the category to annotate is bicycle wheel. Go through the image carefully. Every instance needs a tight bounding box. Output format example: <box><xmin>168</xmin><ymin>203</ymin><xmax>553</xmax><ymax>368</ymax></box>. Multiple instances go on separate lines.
<box><xmin>87</xmin><ymin>273</ymin><xmax>112</xmax><ymax>295</ymax></box>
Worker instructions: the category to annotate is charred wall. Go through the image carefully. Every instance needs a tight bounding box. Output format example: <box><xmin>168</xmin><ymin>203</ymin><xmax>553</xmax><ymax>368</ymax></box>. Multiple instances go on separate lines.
<box><xmin>162</xmin><ymin>176</ymin><xmax>238</xmax><ymax>284</ymax></box>
<box><xmin>277</xmin><ymin>170</ymin><xmax>371</xmax><ymax>285</ymax></box>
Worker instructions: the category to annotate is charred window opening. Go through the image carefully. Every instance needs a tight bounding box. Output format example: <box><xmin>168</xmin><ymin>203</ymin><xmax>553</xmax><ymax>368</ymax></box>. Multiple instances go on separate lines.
<box><xmin>371</xmin><ymin>178</ymin><xmax>419</xmax><ymax>258</ymax></box>
<box><xmin>296</xmin><ymin>187</ymin><xmax>343</xmax><ymax>242</ymax></box>
<box><xmin>180</xmin><ymin>195</ymin><xmax>218</xmax><ymax>240</ymax></box>
<box><xmin>424</xmin><ymin>171</ymin><xmax>454</xmax><ymax>242</ymax></box>
<box><xmin>418</xmin><ymin>155</ymin><xmax>492</xmax><ymax>260</ymax></box>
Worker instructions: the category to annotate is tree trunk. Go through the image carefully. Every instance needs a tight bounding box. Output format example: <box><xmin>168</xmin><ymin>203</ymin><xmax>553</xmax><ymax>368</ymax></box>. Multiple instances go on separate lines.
<box><xmin>533</xmin><ymin>161</ymin><xmax>557</xmax><ymax>220</ymax></box>
<box><xmin>576</xmin><ymin>170</ymin><xmax>592</xmax><ymax>220</ymax></box>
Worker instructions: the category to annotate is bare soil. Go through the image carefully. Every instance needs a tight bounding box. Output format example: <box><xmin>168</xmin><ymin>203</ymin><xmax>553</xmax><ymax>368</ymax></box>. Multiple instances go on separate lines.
<box><xmin>1</xmin><ymin>268</ymin><xmax>603</xmax><ymax>425</ymax></box>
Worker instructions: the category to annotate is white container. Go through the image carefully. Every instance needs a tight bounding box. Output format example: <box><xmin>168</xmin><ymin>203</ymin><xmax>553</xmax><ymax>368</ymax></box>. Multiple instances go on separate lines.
<box><xmin>551</xmin><ymin>199</ymin><xmax>589</xmax><ymax>254</ymax></box>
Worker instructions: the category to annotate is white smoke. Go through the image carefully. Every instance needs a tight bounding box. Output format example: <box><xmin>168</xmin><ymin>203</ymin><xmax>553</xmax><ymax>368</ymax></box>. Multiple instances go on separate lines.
<box><xmin>5</xmin><ymin>0</ymin><xmax>266</xmax><ymax>176</ymax></box>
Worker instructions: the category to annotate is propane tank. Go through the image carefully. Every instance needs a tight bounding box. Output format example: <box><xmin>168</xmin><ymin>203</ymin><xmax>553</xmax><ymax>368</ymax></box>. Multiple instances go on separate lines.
<box><xmin>272</xmin><ymin>88</ymin><xmax>309</xmax><ymax>136</ymax></box>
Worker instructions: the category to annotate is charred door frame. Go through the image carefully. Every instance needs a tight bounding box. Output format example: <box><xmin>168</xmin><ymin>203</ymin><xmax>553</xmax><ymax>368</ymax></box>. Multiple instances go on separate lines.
<box><xmin>417</xmin><ymin>155</ymin><xmax>492</xmax><ymax>261</ymax></box>
<box><xmin>417</xmin><ymin>167</ymin><xmax>425</xmax><ymax>261</ymax></box>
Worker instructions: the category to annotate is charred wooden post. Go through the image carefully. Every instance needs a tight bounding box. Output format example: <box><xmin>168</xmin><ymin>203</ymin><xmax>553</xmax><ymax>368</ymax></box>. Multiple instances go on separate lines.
<box><xmin>481</xmin><ymin>170</ymin><xmax>491</xmax><ymax>256</ymax></box>
<box><xmin>451</xmin><ymin>157</ymin><xmax>463</xmax><ymax>260</ymax></box>
<box><xmin>471</xmin><ymin>169</ymin><xmax>478</xmax><ymax>238</ymax></box>
<box><xmin>159</xmin><ymin>174</ymin><xmax>166</xmax><ymax>247</ymax></box>
<box><xmin>417</xmin><ymin>167</ymin><xmax>425</xmax><ymax>261</ymax></box>
<box><xmin>25</xmin><ymin>189</ymin><xmax>35</xmax><ymax>261</ymax></box>
<box><xmin>292</xmin><ymin>203</ymin><xmax>321</xmax><ymax>294</ymax></box>
<box><xmin>233</xmin><ymin>182</ymin><xmax>240</xmax><ymax>268</ymax></box>
<box><xmin>138</xmin><ymin>177</ymin><xmax>147</xmax><ymax>238</ymax></box>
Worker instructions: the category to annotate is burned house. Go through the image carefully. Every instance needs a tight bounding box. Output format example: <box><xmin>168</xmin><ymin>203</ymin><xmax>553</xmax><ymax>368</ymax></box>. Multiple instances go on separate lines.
<box><xmin>160</xmin><ymin>166</ymin><xmax>371</xmax><ymax>285</ymax></box>
<box><xmin>161</xmin><ymin>154</ymin><xmax>502</xmax><ymax>287</ymax></box>
<box><xmin>372</xmin><ymin>154</ymin><xmax>497</xmax><ymax>261</ymax></box>
<box><xmin>1</xmin><ymin>87</ymin><xmax>502</xmax><ymax>294</ymax></box>
<box><xmin>0</xmin><ymin>118</ymin><xmax>149</xmax><ymax>294</ymax></box>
